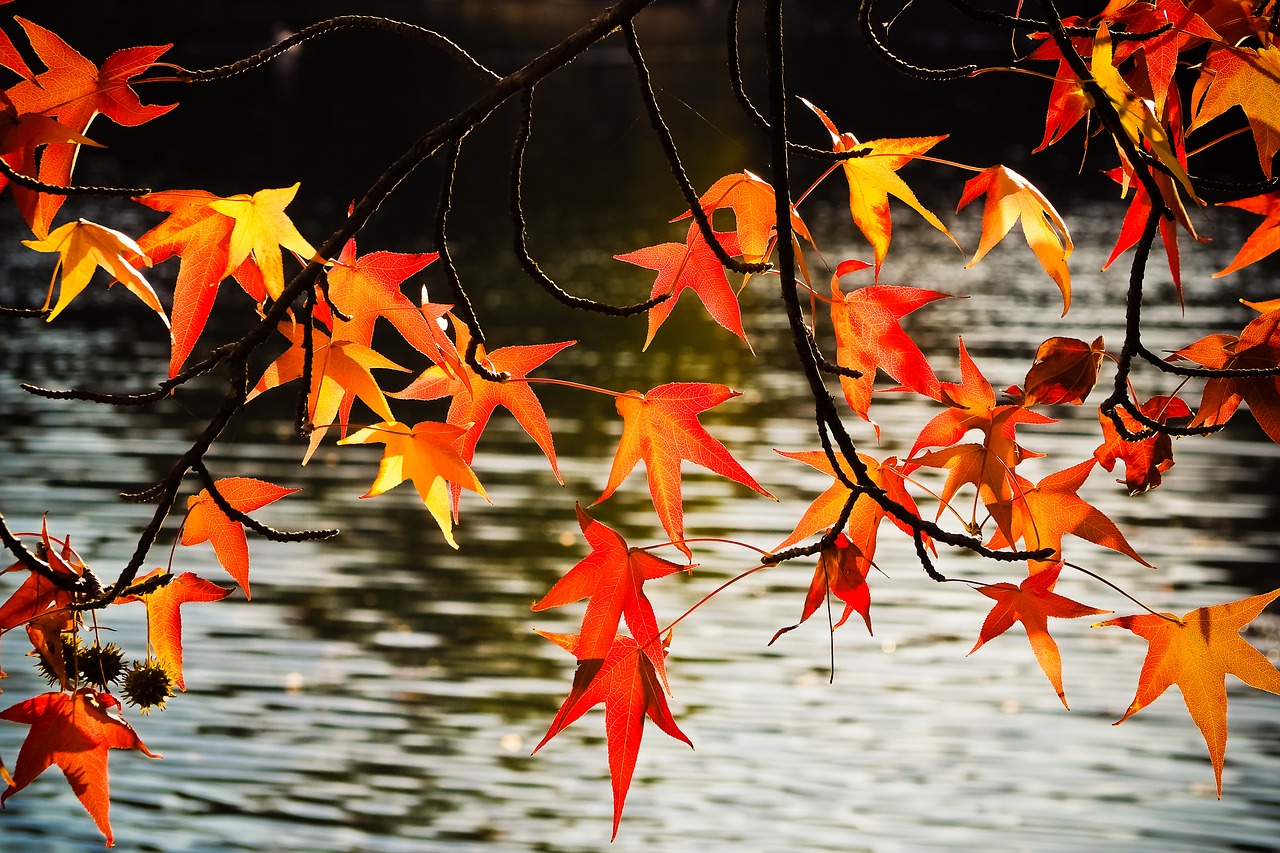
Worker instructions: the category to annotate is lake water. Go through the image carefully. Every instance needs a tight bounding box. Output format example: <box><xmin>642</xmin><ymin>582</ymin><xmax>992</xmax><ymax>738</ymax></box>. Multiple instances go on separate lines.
<box><xmin>2</xmin><ymin>6</ymin><xmax>1280</xmax><ymax>851</ymax></box>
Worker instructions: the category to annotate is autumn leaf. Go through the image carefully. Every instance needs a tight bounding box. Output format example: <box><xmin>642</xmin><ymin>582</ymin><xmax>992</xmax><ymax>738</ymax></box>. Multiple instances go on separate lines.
<box><xmin>533</xmin><ymin>631</ymin><xmax>691</xmax><ymax>840</ymax></box>
<box><xmin>1213</xmin><ymin>191</ymin><xmax>1280</xmax><ymax>277</ymax></box>
<box><xmin>0</xmin><ymin>18</ymin><xmax>175</xmax><ymax>235</ymax></box>
<box><xmin>1092</xmin><ymin>22</ymin><xmax>1197</xmax><ymax>200</ymax></box>
<box><xmin>1094</xmin><ymin>394</ymin><xmax>1191</xmax><ymax>494</ymax></box>
<box><xmin>134</xmin><ymin>189</ymin><xmax>238</xmax><ymax>376</ymax></box>
<box><xmin>803</xmin><ymin>98</ymin><xmax>958</xmax><ymax>280</ymax></box>
<box><xmin>956</xmin><ymin>166</ymin><xmax>1073</xmax><ymax>313</ymax></box>
<box><xmin>181</xmin><ymin>478</ymin><xmax>299</xmax><ymax>599</ymax></box>
<box><xmin>1171</xmin><ymin>308</ymin><xmax>1280</xmax><ymax>443</ymax></box>
<box><xmin>1021</xmin><ymin>336</ymin><xmax>1105</xmax><ymax>406</ymax></box>
<box><xmin>248</xmin><ymin>319</ymin><xmax>408</xmax><ymax>462</ymax></box>
<box><xmin>0</xmin><ymin>689</ymin><xmax>160</xmax><ymax>847</ymax></box>
<box><xmin>532</xmin><ymin>504</ymin><xmax>687</xmax><ymax>667</ymax></box>
<box><xmin>205</xmin><ymin>183</ymin><xmax>323</xmax><ymax>301</ymax></box>
<box><xmin>1105</xmin><ymin>0</ymin><xmax>1220</xmax><ymax>115</ymax></box>
<box><xmin>1097</xmin><ymin>588</ymin><xmax>1280</xmax><ymax>795</ymax></box>
<box><xmin>1024</xmin><ymin>17</ymin><xmax>1093</xmax><ymax>152</ymax></box>
<box><xmin>908</xmin><ymin>339</ymin><xmax>1055</xmax><ymax>518</ymax></box>
<box><xmin>985</xmin><ymin>458</ymin><xmax>1153</xmax><ymax>568</ymax></box>
<box><xmin>968</xmin><ymin>562</ymin><xmax>1110</xmax><ymax>708</ymax></box>
<box><xmin>0</xmin><ymin>524</ymin><xmax>81</xmax><ymax>634</ymax></box>
<box><xmin>615</xmin><ymin>222</ymin><xmax>748</xmax><ymax>350</ymax></box>
<box><xmin>770</xmin><ymin>531</ymin><xmax>875</xmax><ymax>644</ymax></box>
<box><xmin>772</xmin><ymin>449</ymin><xmax>923</xmax><ymax>552</ymax></box>
<box><xmin>674</xmin><ymin>170</ymin><xmax>812</xmax><ymax>264</ymax></box>
<box><xmin>22</xmin><ymin>218</ymin><xmax>166</xmax><ymax>326</ymax></box>
<box><xmin>393</xmin><ymin>315</ymin><xmax>573</xmax><ymax>517</ymax></box>
<box><xmin>337</xmin><ymin>420</ymin><xmax>487</xmax><ymax>548</ymax></box>
<box><xmin>829</xmin><ymin>259</ymin><xmax>950</xmax><ymax>433</ymax></box>
<box><xmin>117</xmin><ymin>570</ymin><xmax>229</xmax><ymax>690</ymax></box>
<box><xmin>1191</xmin><ymin>44</ymin><xmax>1280</xmax><ymax>178</ymax></box>
<box><xmin>1102</xmin><ymin>158</ymin><xmax>1201</xmax><ymax>300</ymax></box>
<box><xmin>596</xmin><ymin>382</ymin><xmax>774</xmax><ymax>558</ymax></box>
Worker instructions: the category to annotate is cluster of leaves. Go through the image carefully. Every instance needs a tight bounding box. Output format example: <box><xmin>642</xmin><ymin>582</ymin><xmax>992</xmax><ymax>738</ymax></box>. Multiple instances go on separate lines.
<box><xmin>1</xmin><ymin>0</ymin><xmax>1280</xmax><ymax>844</ymax></box>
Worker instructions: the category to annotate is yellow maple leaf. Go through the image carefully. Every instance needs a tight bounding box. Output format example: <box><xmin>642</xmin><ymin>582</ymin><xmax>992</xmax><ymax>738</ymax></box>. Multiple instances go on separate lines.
<box><xmin>22</xmin><ymin>218</ymin><xmax>167</xmax><ymax>326</ymax></box>
<box><xmin>338</xmin><ymin>420</ymin><xmax>487</xmax><ymax>548</ymax></box>
<box><xmin>206</xmin><ymin>183</ymin><xmax>322</xmax><ymax>301</ymax></box>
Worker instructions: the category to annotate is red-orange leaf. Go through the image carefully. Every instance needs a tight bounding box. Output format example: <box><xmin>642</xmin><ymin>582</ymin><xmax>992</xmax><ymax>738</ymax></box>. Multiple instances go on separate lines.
<box><xmin>596</xmin><ymin>382</ymin><xmax>774</xmax><ymax>558</ymax></box>
<box><xmin>615</xmin><ymin>222</ymin><xmax>747</xmax><ymax>350</ymax></box>
<box><xmin>674</xmin><ymin>170</ymin><xmax>813</xmax><ymax>264</ymax></box>
<box><xmin>829</xmin><ymin>260</ymin><xmax>950</xmax><ymax>433</ymax></box>
<box><xmin>0</xmin><ymin>689</ymin><xmax>160</xmax><ymax>847</ymax></box>
<box><xmin>986</xmin><ymin>458</ymin><xmax>1153</xmax><ymax>568</ymax></box>
<box><xmin>532</xmin><ymin>504</ymin><xmax>687</xmax><ymax>667</ymax></box>
<box><xmin>532</xmin><ymin>632</ymin><xmax>691</xmax><ymax>840</ymax></box>
<box><xmin>118</xmin><ymin>570</ymin><xmax>230</xmax><ymax>690</ymax></box>
<box><xmin>249</xmin><ymin>320</ymin><xmax>408</xmax><ymax>462</ymax></box>
<box><xmin>1094</xmin><ymin>395</ymin><xmax>1191</xmax><ymax>494</ymax></box>
<box><xmin>1171</xmin><ymin>308</ymin><xmax>1280</xmax><ymax>442</ymax></box>
<box><xmin>1097</xmin><ymin>588</ymin><xmax>1280</xmax><ymax>795</ymax></box>
<box><xmin>771</xmin><ymin>532</ymin><xmax>875</xmax><ymax>644</ymax></box>
<box><xmin>181</xmin><ymin>477</ymin><xmax>299</xmax><ymax>599</ymax></box>
<box><xmin>1021</xmin><ymin>336</ymin><xmax>1105</xmax><ymax>406</ymax></box>
<box><xmin>393</xmin><ymin>316</ymin><xmax>573</xmax><ymax>517</ymax></box>
<box><xmin>968</xmin><ymin>562</ymin><xmax>1111</xmax><ymax>708</ymax></box>
<box><xmin>1213</xmin><ymin>191</ymin><xmax>1280</xmax><ymax>277</ymax></box>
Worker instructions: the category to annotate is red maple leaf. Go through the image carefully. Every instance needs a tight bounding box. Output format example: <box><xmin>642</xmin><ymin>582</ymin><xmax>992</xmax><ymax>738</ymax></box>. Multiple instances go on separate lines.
<box><xmin>533</xmin><ymin>631</ymin><xmax>691</xmax><ymax>840</ymax></box>
<box><xmin>1094</xmin><ymin>394</ymin><xmax>1191</xmax><ymax>494</ymax></box>
<box><xmin>968</xmin><ymin>562</ymin><xmax>1111</xmax><ymax>707</ymax></box>
<box><xmin>596</xmin><ymin>382</ymin><xmax>773</xmax><ymax>558</ymax></box>
<box><xmin>0</xmin><ymin>690</ymin><xmax>160</xmax><ymax>847</ymax></box>
<box><xmin>1171</xmin><ymin>307</ymin><xmax>1280</xmax><ymax>442</ymax></box>
<box><xmin>615</xmin><ymin>222</ymin><xmax>747</xmax><ymax>350</ymax></box>
<box><xmin>770</xmin><ymin>531</ymin><xmax>876</xmax><ymax>644</ymax></box>
<box><xmin>532</xmin><ymin>504</ymin><xmax>687</xmax><ymax>667</ymax></box>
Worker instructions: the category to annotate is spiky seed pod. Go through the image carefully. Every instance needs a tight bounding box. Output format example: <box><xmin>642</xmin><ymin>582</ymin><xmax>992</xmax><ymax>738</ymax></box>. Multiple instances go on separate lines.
<box><xmin>35</xmin><ymin>632</ymin><xmax>79</xmax><ymax>687</ymax></box>
<box><xmin>76</xmin><ymin>642</ymin><xmax>127</xmax><ymax>688</ymax></box>
<box><xmin>121</xmin><ymin>660</ymin><xmax>174</xmax><ymax>714</ymax></box>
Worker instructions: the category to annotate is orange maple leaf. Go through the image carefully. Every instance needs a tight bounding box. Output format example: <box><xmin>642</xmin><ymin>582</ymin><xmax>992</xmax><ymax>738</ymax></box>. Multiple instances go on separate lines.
<box><xmin>533</xmin><ymin>631</ymin><xmax>691</xmax><ymax>840</ymax></box>
<box><xmin>0</xmin><ymin>690</ymin><xmax>160</xmax><ymax>847</ymax></box>
<box><xmin>596</xmin><ymin>382</ymin><xmax>774</xmax><ymax>558</ymax></box>
<box><xmin>773</xmin><ymin>449</ymin><xmax>922</xmax><ymax>552</ymax></box>
<box><xmin>1094</xmin><ymin>394</ymin><xmax>1190</xmax><ymax>494</ymax></box>
<box><xmin>0</xmin><ymin>17</ymin><xmax>174</xmax><ymax>235</ymax></box>
<box><xmin>393</xmin><ymin>316</ymin><xmax>573</xmax><ymax>517</ymax></box>
<box><xmin>803</xmin><ymin>99</ymin><xmax>958</xmax><ymax>280</ymax></box>
<box><xmin>532</xmin><ymin>504</ymin><xmax>687</xmax><ymax>667</ymax></box>
<box><xmin>674</xmin><ymin>170</ymin><xmax>813</xmax><ymax>265</ymax></box>
<box><xmin>181</xmin><ymin>477</ymin><xmax>299</xmax><ymax>600</ymax></box>
<box><xmin>1021</xmin><ymin>336</ymin><xmax>1105</xmax><ymax>407</ymax></box>
<box><xmin>968</xmin><ymin>562</ymin><xmax>1111</xmax><ymax>707</ymax></box>
<box><xmin>337</xmin><ymin>420</ymin><xmax>486</xmax><ymax>548</ymax></box>
<box><xmin>1213</xmin><ymin>191</ymin><xmax>1280</xmax><ymax>277</ymax></box>
<box><xmin>118</xmin><ymin>570</ymin><xmax>230</xmax><ymax>690</ymax></box>
<box><xmin>615</xmin><ymin>222</ymin><xmax>747</xmax><ymax>350</ymax></box>
<box><xmin>1097</xmin><ymin>588</ymin><xmax>1280</xmax><ymax>795</ymax></box>
<box><xmin>985</xmin><ymin>458</ymin><xmax>1153</xmax><ymax>568</ymax></box>
<box><xmin>248</xmin><ymin>319</ymin><xmax>409</xmax><ymax>462</ymax></box>
<box><xmin>1191</xmin><ymin>44</ymin><xmax>1280</xmax><ymax>178</ymax></box>
<box><xmin>22</xmin><ymin>218</ymin><xmax>165</xmax><ymax>326</ymax></box>
<box><xmin>957</xmin><ymin>166</ymin><xmax>1073</xmax><ymax>313</ymax></box>
<box><xmin>1171</xmin><ymin>307</ymin><xmax>1280</xmax><ymax>442</ymax></box>
<box><xmin>908</xmin><ymin>339</ymin><xmax>1055</xmax><ymax>519</ymax></box>
<box><xmin>829</xmin><ymin>259</ymin><xmax>950</xmax><ymax>433</ymax></box>
<box><xmin>1105</xmin><ymin>0</ymin><xmax>1220</xmax><ymax>115</ymax></box>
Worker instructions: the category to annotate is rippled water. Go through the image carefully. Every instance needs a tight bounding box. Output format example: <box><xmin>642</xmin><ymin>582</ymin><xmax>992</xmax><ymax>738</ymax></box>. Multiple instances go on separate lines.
<box><xmin>3</xmin><ymin>7</ymin><xmax>1280</xmax><ymax>851</ymax></box>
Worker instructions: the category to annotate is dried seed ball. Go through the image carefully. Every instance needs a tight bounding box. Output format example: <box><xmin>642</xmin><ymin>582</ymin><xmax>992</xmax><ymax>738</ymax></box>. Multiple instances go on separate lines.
<box><xmin>76</xmin><ymin>642</ymin><xmax>127</xmax><ymax>688</ymax></box>
<box><xmin>121</xmin><ymin>660</ymin><xmax>175</xmax><ymax>714</ymax></box>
